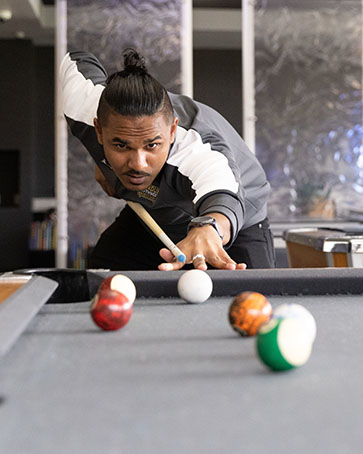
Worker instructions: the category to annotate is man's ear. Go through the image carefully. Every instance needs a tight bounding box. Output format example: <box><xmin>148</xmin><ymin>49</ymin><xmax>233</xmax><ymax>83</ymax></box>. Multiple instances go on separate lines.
<box><xmin>94</xmin><ymin>118</ymin><xmax>103</xmax><ymax>145</ymax></box>
<box><xmin>170</xmin><ymin>116</ymin><xmax>178</xmax><ymax>143</ymax></box>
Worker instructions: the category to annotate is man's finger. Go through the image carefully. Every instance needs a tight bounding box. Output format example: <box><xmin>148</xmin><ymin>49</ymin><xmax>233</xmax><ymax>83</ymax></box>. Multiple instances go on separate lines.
<box><xmin>207</xmin><ymin>255</ymin><xmax>247</xmax><ymax>270</ymax></box>
<box><xmin>192</xmin><ymin>253</ymin><xmax>208</xmax><ymax>270</ymax></box>
<box><xmin>159</xmin><ymin>248</ymin><xmax>174</xmax><ymax>262</ymax></box>
<box><xmin>159</xmin><ymin>248</ymin><xmax>186</xmax><ymax>271</ymax></box>
<box><xmin>236</xmin><ymin>263</ymin><xmax>247</xmax><ymax>270</ymax></box>
<box><xmin>158</xmin><ymin>261</ymin><xmax>183</xmax><ymax>271</ymax></box>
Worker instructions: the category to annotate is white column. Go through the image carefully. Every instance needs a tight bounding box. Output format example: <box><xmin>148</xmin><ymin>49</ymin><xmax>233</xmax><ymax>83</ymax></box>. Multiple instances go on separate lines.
<box><xmin>54</xmin><ymin>0</ymin><xmax>68</xmax><ymax>268</ymax></box>
<box><xmin>181</xmin><ymin>0</ymin><xmax>193</xmax><ymax>98</ymax></box>
<box><xmin>242</xmin><ymin>0</ymin><xmax>256</xmax><ymax>153</ymax></box>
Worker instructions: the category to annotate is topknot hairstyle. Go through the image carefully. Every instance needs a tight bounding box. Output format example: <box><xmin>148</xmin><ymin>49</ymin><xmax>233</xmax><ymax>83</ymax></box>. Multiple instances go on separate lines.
<box><xmin>121</xmin><ymin>48</ymin><xmax>147</xmax><ymax>74</ymax></box>
<box><xmin>97</xmin><ymin>48</ymin><xmax>174</xmax><ymax>125</ymax></box>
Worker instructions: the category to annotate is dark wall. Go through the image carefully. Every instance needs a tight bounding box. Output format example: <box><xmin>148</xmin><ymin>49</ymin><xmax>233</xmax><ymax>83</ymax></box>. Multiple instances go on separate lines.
<box><xmin>193</xmin><ymin>48</ymin><xmax>242</xmax><ymax>136</ymax></box>
<box><xmin>0</xmin><ymin>39</ymin><xmax>54</xmax><ymax>272</ymax></box>
<box><xmin>33</xmin><ymin>46</ymin><xmax>55</xmax><ymax>197</ymax></box>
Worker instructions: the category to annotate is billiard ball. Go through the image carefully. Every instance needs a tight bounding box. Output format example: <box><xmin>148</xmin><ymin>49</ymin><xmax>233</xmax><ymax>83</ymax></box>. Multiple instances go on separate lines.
<box><xmin>98</xmin><ymin>274</ymin><xmax>136</xmax><ymax>304</ymax></box>
<box><xmin>177</xmin><ymin>269</ymin><xmax>213</xmax><ymax>304</ymax></box>
<box><xmin>228</xmin><ymin>291</ymin><xmax>272</xmax><ymax>336</ymax></box>
<box><xmin>273</xmin><ymin>303</ymin><xmax>317</xmax><ymax>343</ymax></box>
<box><xmin>90</xmin><ymin>289</ymin><xmax>133</xmax><ymax>331</ymax></box>
<box><xmin>256</xmin><ymin>317</ymin><xmax>313</xmax><ymax>371</ymax></box>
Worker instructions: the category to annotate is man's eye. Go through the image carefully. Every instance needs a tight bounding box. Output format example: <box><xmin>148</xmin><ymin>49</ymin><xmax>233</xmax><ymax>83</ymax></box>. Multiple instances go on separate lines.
<box><xmin>148</xmin><ymin>143</ymin><xmax>159</xmax><ymax>149</ymax></box>
<box><xmin>114</xmin><ymin>143</ymin><xmax>126</xmax><ymax>149</ymax></box>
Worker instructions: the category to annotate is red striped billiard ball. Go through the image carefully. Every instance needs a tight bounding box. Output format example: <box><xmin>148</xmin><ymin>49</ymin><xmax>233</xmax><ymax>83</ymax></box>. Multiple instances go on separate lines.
<box><xmin>90</xmin><ymin>289</ymin><xmax>133</xmax><ymax>331</ymax></box>
<box><xmin>98</xmin><ymin>274</ymin><xmax>136</xmax><ymax>304</ymax></box>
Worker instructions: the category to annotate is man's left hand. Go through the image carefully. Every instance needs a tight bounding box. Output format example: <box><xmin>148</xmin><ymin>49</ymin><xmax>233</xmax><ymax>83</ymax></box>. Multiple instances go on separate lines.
<box><xmin>158</xmin><ymin>213</ymin><xmax>247</xmax><ymax>271</ymax></box>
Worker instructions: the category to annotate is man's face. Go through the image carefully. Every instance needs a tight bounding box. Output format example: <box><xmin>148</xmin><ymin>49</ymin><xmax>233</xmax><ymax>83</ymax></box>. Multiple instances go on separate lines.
<box><xmin>94</xmin><ymin>112</ymin><xmax>178</xmax><ymax>191</ymax></box>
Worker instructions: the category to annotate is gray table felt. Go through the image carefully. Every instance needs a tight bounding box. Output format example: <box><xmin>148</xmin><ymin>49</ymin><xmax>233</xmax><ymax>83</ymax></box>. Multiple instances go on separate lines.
<box><xmin>0</xmin><ymin>294</ymin><xmax>363</xmax><ymax>454</ymax></box>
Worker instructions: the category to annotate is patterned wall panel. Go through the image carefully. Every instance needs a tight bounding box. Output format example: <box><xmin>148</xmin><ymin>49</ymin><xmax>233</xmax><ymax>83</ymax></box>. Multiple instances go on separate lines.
<box><xmin>255</xmin><ymin>3</ymin><xmax>362</xmax><ymax>221</ymax></box>
<box><xmin>66</xmin><ymin>0</ymin><xmax>183</xmax><ymax>267</ymax></box>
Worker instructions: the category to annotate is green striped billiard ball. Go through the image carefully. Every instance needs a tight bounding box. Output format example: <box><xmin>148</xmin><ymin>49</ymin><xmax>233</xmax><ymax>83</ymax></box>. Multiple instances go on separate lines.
<box><xmin>256</xmin><ymin>317</ymin><xmax>313</xmax><ymax>371</ymax></box>
<box><xmin>273</xmin><ymin>303</ymin><xmax>317</xmax><ymax>343</ymax></box>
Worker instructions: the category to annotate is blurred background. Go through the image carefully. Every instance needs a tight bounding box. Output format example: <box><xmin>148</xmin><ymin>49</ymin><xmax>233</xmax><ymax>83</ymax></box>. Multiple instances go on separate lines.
<box><xmin>0</xmin><ymin>0</ymin><xmax>362</xmax><ymax>270</ymax></box>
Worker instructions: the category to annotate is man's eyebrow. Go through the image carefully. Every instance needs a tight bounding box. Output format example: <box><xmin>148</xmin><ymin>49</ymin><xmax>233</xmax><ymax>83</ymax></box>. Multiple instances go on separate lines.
<box><xmin>111</xmin><ymin>136</ymin><xmax>162</xmax><ymax>144</ymax></box>
<box><xmin>112</xmin><ymin>137</ymin><xmax>127</xmax><ymax>144</ymax></box>
<box><xmin>144</xmin><ymin>135</ymin><xmax>162</xmax><ymax>143</ymax></box>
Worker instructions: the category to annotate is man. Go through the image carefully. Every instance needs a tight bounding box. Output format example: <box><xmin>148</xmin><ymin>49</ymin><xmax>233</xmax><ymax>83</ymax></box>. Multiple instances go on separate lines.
<box><xmin>60</xmin><ymin>49</ymin><xmax>275</xmax><ymax>271</ymax></box>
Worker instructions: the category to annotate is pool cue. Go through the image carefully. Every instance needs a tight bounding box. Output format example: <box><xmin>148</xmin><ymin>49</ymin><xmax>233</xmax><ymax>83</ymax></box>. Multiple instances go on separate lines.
<box><xmin>127</xmin><ymin>201</ymin><xmax>186</xmax><ymax>263</ymax></box>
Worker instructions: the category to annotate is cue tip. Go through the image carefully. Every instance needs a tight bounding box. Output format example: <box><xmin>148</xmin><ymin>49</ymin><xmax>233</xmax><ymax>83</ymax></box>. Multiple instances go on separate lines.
<box><xmin>177</xmin><ymin>253</ymin><xmax>186</xmax><ymax>263</ymax></box>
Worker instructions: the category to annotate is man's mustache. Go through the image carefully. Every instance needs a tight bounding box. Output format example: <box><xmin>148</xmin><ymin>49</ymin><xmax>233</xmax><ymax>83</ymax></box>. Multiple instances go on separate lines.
<box><xmin>124</xmin><ymin>171</ymin><xmax>150</xmax><ymax>177</ymax></box>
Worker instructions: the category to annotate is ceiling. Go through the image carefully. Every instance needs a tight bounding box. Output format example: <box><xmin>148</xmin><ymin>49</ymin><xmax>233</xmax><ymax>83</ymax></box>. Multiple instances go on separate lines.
<box><xmin>0</xmin><ymin>0</ymin><xmax>54</xmax><ymax>45</ymax></box>
<box><xmin>0</xmin><ymin>0</ymin><xmax>360</xmax><ymax>47</ymax></box>
<box><xmin>194</xmin><ymin>0</ymin><xmax>360</xmax><ymax>7</ymax></box>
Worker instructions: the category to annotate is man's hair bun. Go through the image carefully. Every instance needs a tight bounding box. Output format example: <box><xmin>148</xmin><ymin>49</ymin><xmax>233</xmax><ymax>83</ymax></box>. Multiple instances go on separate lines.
<box><xmin>98</xmin><ymin>47</ymin><xmax>174</xmax><ymax>124</ymax></box>
<box><xmin>122</xmin><ymin>48</ymin><xmax>147</xmax><ymax>74</ymax></box>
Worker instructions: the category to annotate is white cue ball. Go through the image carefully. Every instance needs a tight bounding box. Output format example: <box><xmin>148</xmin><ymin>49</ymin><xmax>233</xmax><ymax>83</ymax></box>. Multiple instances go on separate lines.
<box><xmin>177</xmin><ymin>269</ymin><xmax>213</xmax><ymax>304</ymax></box>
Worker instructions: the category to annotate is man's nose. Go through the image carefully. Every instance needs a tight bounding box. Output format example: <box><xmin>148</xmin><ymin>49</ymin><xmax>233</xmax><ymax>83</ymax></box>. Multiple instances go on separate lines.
<box><xmin>128</xmin><ymin>150</ymin><xmax>148</xmax><ymax>170</ymax></box>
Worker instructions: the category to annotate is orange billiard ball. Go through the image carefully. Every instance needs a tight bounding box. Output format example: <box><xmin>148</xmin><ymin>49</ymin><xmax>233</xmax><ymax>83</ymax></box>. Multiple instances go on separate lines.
<box><xmin>228</xmin><ymin>291</ymin><xmax>272</xmax><ymax>337</ymax></box>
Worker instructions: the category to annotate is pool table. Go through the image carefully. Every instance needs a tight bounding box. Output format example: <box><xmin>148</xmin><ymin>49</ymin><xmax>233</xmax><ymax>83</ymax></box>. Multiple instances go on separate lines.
<box><xmin>0</xmin><ymin>267</ymin><xmax>363</xmax><ymax>454</ymax></box>
<box><xmin>284</xmin><ymin>228</ymin><xmax>363</xmax><ymax>268</ymax></box>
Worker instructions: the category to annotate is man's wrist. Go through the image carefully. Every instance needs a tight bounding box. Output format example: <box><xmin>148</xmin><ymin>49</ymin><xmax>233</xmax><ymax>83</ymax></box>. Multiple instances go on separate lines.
<box><xmin>187</xmin><ymin>216</ymin><xmax>224</xmax><ymax>241</ymax></box>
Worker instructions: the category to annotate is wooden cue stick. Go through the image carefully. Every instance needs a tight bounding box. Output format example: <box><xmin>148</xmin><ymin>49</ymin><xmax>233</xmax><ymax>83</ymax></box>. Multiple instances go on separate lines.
<box><xmin>127</xmin><ymin>201</ymin><xmax>186</xmax><ymax>263</ymax></box>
